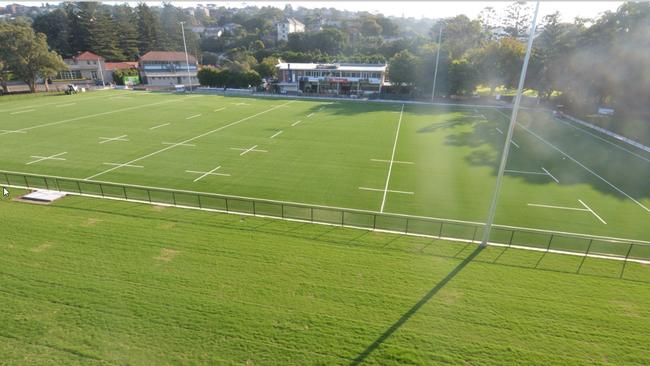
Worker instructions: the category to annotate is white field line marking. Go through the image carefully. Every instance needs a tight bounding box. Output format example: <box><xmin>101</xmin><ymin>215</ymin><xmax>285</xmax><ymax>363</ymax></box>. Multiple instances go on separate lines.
<box><xmin>481</xmin><ymin>114</ymin><xmax>487</xmax><ymax>119</ymax></box>
<box><xmin>554</xmin><ymin>117</ymin><xmax>650</xmax><ymax>163</ymax></box>
<box><xmin>528</xmin><ymin>203</ymin><xmax>589</xmax><ymax>211</ymax></box>
<box><xmin>109</xmin><ymin>96</ymin><xmax>132</xmax><ymax>100</ymax></box>
<box><xmin>291</xmin><ymin>120</ymin><xmax>303</xmax><ymax>127</ymax></box>
<box><xmin>505</xmin><ymin>169</ymin><xmax>547</xmax><ymax>175</ymax></box>
<box><xmin>162</xmin><ymin>142</ymin><xmax>195</xmax><ymax>147</ymax></box>
<box><xmin>232</xmin><ymin>145</ymin><xmax>268</xmax><ymax>156</ymax></box>
<box><xmin>186</xmin><ymin>166</ymin><xmax>231</xmax><ymax>182</ymax></box>
<box><xmin>56</xmin><ymin>103</ymin><xmax>76</xmax><ymax>108</ymax></box>
<box><xmin>474</xmin><ymin>108</ymin><xmax>479</xmax><ymax>113</ymax></box>
<box><xmin>380</xmin><ymin>104</ymin><xmax>405</xmax><ymax>213</ymax></box>
<box><xmin>0</xmin><ymin>96</ymin><xmax>198</xmax><ymax>137</ymax></box>
<box><xmin>0</xmin><ymin>92</ymin><xmax>117</xmax><ymax>113</ymax></box>
<box><xmin>359</xmin><ymin>187</ymin><xmax>414</xmax><ymax>195</ymax></box>
<box><xmin>10</xmin><ymin>109</ymin><xmax>35</xmax><ymax>115</ymax></box>
<box><xmin>231</xmin><ymin>102</ymin><xmax>250</xmax><ymax>106</ymax></box>
<box><xmin>0</xmin><ymin>130</ymin><xmax>26</xmax><ymax>134</ymax></box>
<box><xmin>5</xmin><ymin>168</ymin><xmax>650</xmax><ymax>248</ymax></box>
<box><xmin>84</xmin><ymin>101</ymin><xmax>293</xmax><ymax>180</ymax></box>
<box><xmin>510</xmin><ymin>140</ymin><xmax>520</xmax><ymax>148</ymax></box>
<box><xmin>214</xmin><ymin>107</ymin><xmax>226</xmax><ymax>112</ymax></box>
<box><xmin>370</xmin><ymin>159</ymin><xmax>414</xmax><ymax>165</ymax></box>
<box><xmin>541</xmin><ymin>167</ymin><xmax>559</xmax><ymax>183</ymax></box>
<box><xmin>495</xmin><ymin>127</ymin><xmax>504</xmax><ymax>134</ymax></box>
<box><xmin>493</xmin><ymin>108</ymin><xmax>650</xmax><ymax>213</ymax></box>
<box><xmin>186</xmin><ymin>114</ymin><xmax>202</xmax><ymax>120</ymax></box>
<box><xmin>270</xmin><ymin>130</ymin><xmax>283</xmax><ymax>139</ymax></box>
<box><xmin>26</xmin><ymin>152</ymin><xmax>67</xmax><ymax>165</ymax></box>
<box><xmin>102</xmin><ymin>163</ymin><xmax>143</xmax><ymax>168</ymax></box>
<box><xmin>149</xmin><ymin>123</ymin><xmax>170</xmax><ymax>130</ymax></box>
<box><xmin>98</xmin><ymin>135</ymin><xmax>129</xmax><ymax>144</ymax></box>
<box><xmin>307</xmin><ymin>113</ymin><xmax>314</xmax><ymax>118</ymax></box>
<box><xmin>578</xmin><ymin>199</ymin><xmax>607</xmax><ymax>225</ymax></box>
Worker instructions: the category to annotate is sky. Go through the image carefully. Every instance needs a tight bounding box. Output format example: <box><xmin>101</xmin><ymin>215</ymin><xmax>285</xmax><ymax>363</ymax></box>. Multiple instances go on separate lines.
<box><xmin>10</xmin><ymin>1</ymin><xmax>624</xmax><ymax>22</ymax></box>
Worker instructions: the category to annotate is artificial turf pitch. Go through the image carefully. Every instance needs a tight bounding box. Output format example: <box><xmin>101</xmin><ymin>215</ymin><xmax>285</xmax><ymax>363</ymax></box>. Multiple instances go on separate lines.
<box><xmin>1</xmin><ymin>90</ymin><xmax>649</xmax><ymax>245</ymax></box>
<box><xmin>0</xmin><ymin>191</ymin><xmax>649</xmax><ymax>365</ymax></box>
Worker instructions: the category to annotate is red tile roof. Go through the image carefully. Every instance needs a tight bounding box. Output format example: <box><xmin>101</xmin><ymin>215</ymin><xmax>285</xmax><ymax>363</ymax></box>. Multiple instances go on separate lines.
<box><xmin>139</xmin><ymin>51</ymin><xmax>197</xmax><ymax>63</ymax></box>
<box><xmin>105</xmin><ymin>62</ymin><xmax>139</xmax><ymax>71</ymax></box>
<box><xmin>74</xmin><ymin>51</ymin><xmax>103</xmax><ymax>61</ymax></box>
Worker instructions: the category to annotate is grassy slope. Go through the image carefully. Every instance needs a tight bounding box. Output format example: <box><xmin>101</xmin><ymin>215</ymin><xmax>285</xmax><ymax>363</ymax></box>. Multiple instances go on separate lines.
<box><xmin>1</xmin><ymin>193</ymin><xmax>649</xmax><ymax>365</ymax></box>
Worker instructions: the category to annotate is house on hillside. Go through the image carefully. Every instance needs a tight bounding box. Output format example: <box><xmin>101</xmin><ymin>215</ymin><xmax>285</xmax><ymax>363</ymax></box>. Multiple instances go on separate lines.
<box><xmin>138</xmin><ymin>51</ymin><xmax>199</xmax><ymax>87</ymax></box>
<box><xmin>57</xmin><ymin>51</ymin><xmax>107</xmax><ymax>83</ymax></box>
<box><xmin>276</xmin><ymin>17</ymin><xmax>305</xmax><ymax>42</ymax></box>
<box><xmin>275</xmin><ymin>62</ymin><xmax>387</xmax><ymax>95</ymax></box>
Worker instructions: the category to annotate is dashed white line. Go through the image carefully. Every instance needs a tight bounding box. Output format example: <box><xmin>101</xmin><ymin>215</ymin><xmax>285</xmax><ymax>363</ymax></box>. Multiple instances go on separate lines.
<box><xmin>10</xmin><ymin>109</ymin><xmax>35</xmax><ymax>115</ymax></box>
<box><xmin>270</xmin><ymin>131</ymin><xmax>283</xmax><ymax>139</ymax></box>
<box><xmin>291</xmin><ymin>120</ymin><xmax>303</xmax><ymax>127</ymax></box>
<box><xmin>186</xmin><ymin>114</ymin><xmax>202</xmax><ymax>120</ymax></box>
<box><xmin>214</xmin><ymin>107</ymin><xmax>226</xmax><ymax>112</ymax></box>
<box><xmin>510</xmin><ymin>140</ymin><xmax>520</xmax><ymax>149</ymax></box>
<box><xmin>495</xmin><ymin>127</ymin><xmax>504</xmax><ymax>134</ymax></box>
<box><xmin>149</xmin><ymin>123</ymin><xmax>170</xmax><ymax>130</ymax></box>
<box><xmin>102</xmin><ymin>163</ymin><xmax>143</xmax><ymax>168</ymax></box>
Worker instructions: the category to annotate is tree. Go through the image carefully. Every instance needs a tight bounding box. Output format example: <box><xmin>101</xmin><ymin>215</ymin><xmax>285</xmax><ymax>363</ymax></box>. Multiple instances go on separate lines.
<box><xmin>503</xmin><ymin>1</ymin><xmax>533</xmax><ymax>38</ymax></box>
<box><xmin>113</xmin><ymin>4</ymin><xmax>140</xmax><ymax>60</ymax></box>
<box><xmin>436</xmin><ymin>15</ymin><xmax>485</xmax><ymax>59</ymax></box>
<box><xmin>135</xmin><ymin>3</ymin><xmax>163</xmax><ymax>53</ymax></box>
<box><xmin>243</xmin><ymin>70</ymin><xmax>262</xmax><ymax>87</ymax></box>
<box><xmin>112</xmin><ymin>67</ymin><xmax>139</xmax><ymax>85</ymax></box>
<box><xmin>360</xmin><ymin>17</ymin><xmax>382</xmax><ymax>37</ymax></box>
<box><xmin>376</xmin><ymin>16</ymin><xmax>399</xmax><ymax>37</ymax></box>
<box><xmin>388</xmin><ymin>50</ymin><xmax>417</xmax><ymax>92</ymax></box>
<box><xmin>254</xmin><ymin>56</ymin><xmax>279</xmax><ymax>79</ymax></box>
<box><xmin>197</xmin><ymin>66</ymin><xmax>220</xmax><ymax>87</ymax></box>
<box><xmin>447</xmin><ymin>59</ymin><xmax>479</xmax><ymax>96</ymax></box>
<box><xmin>0</xmin><ymin>21</ymin><xmax>66</xmax><ymax>93</ymax></box>
<box><xmin>32</xmin><ymin>9</ymin><xmax>72</xmax><ymax>57</ymax></box>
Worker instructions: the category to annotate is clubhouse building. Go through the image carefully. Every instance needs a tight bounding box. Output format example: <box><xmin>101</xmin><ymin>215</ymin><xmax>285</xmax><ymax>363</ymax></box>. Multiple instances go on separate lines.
<box><xmin>138</xmin><ymin>51</ymin><xmax>199</xmax><ymax>87</ymax></box>
<box><xmin>275</xmin><ymin>62</ymin><xmax>388</xmax><ymax>95</ymax></box>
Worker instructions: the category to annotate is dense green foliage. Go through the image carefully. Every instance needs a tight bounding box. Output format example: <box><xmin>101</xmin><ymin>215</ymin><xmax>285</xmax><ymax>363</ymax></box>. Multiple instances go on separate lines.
<box><xmin>111</xmin><ymin>68</ymin><xmax>139</xmax><ymax>85</ymax></box>
<box><xmin>0</xmin><ymin>190</ymin><xmax>649</xmax><ymax>364</ymax></box>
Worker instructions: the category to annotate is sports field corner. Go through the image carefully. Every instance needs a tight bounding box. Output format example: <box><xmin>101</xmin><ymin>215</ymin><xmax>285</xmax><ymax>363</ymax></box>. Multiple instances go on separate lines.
<box><xmin>1</xmin><ymin>90</ymin><xmax>650</xmax><ymax>364</ymax></box>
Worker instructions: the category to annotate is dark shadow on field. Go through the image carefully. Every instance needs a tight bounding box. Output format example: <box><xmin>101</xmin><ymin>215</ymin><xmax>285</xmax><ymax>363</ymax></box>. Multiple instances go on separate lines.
<box><xmin>445</xmin><ymin>108</ymin><xmax>650</xmax><ymax>200</ymax></box>
<box><xmin>349</xmin><ymin>246</ymin><xmax>485</xmax><ymax>366</ymax></box>
<box><xmin>46</xmin><ymin>199</ymin><xmax>650</xmax><ymax>284</ymax></box>
<box><xmin>298</xmin><ymin>99</ymin><xmax>484</xmax><ymax>117</ymax></box>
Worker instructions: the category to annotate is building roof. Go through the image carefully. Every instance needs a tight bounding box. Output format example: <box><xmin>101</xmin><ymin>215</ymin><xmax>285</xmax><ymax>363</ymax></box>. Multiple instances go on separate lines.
<box><xmin>74</xmin><ymin>51</ymin><xmax>104</xmax><ymax>61</ymax></box>
<box><xmin>281</xmin><ymin>17</ymin><xmax>304</xmax><ymax>27</ymax></box>
<box><xmin>105</xmin><ymin>62</ymin><xmax>139</xmax><ymax>71</ymax></box>
<box><xmin>276</xmin><ymin>62</ymin><xmax>387</xmax><ymax>72</ymax></box>
<box><xmin>139</xmin><ymin>51</ymin><xmax>197</xmax><ymax>63</ymax></box>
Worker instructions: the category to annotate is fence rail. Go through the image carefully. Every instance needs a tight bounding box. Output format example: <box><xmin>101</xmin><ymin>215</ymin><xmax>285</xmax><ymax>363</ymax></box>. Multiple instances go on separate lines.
<box><xmin>3</xmin><ymin>170</ymin><xmax>649</xmax><ymax>269</ymax></box>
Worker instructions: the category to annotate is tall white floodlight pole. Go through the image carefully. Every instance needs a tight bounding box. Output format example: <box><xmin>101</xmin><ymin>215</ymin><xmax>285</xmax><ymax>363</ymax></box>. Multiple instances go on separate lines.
<box><xmin>431</xmin><ymin>21</ymin><xmax>443</xmax><ymax>102</ymax></box>
<box><xmin>480</xmin><ymin>1</ymin><xmax>540</xmax><ymax>247</ymax></box>
<box><xmin>97</xmin><ymin>57</ymin><xmax>105</xmax><ymax>87</ymax></box>
<box><xmin>180</xmin><ymin>21</ymin><xmax>193</xmax><ymax>91</ymax></box>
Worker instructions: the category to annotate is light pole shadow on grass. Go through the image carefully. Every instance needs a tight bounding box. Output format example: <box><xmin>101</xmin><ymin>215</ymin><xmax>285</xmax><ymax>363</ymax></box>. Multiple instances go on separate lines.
<box><xmin>349</xmin><ymin>245</ymin><xmax>484</xmax><ymax>366</ymax></box>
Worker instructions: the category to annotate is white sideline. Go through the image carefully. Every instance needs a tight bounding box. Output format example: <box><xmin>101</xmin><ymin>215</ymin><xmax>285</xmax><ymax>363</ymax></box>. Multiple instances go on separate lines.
<box><xmin>579</xmin><ymin>199</ymin><xmax>607</xmax><ymax>225</ymax></box>
<box><xmin>380</xmin><ymin>104</ymin><xmax>405</xmax><ymax>213</ymax></box>
<box><xmin>3</xmin><ymin>168</ymin><xmax>649</xmax><ymax>247</ymax></box>
<box><xmin>528</xmin><ymin>203</ymin><xmax>588</xmax><ymax>211</ymax></box>
<box><xmin>0</xmin><ymin>96</ymin><xmax>200</xmax><ymax>137</ymax></box>
<box><xmin>493</xmin><ymin>108</ymin><xmax>650</xmax><ymax>213</ymax></box>
<box><xmin>149</xmin><ymin>123</ymin><xmax>170</xmax><ymax>130</ymax></box>
<box><xmin>84</xmin><ymin>101</ymin><xmax>293</xmax><ymax>180</ymax></box>
<box><xmin>26</xmin><ymin>152</ymin><xmax>67</xmax><ymax>165</ymax></box>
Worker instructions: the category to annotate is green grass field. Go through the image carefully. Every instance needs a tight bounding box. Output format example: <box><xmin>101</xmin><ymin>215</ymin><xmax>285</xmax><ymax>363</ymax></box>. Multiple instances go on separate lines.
<box><xmin>1</xmin><ymin>192</ymin><xmax>649</xmax><ymax>365</ymax></box>
<box><xmin>1</xmin><ymin>90</ymin><xmax>649</xmax><ymax>245</ymax></box>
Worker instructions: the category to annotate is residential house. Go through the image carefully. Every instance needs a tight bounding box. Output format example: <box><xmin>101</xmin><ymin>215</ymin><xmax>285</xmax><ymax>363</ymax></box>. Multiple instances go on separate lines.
<box><xmin>138</xmin><ymin>51</ymin><xmax>198</xmax><ymax>87</ymax></box>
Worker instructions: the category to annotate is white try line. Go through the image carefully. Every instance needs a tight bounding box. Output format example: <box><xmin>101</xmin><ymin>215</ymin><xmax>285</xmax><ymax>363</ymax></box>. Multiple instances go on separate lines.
<box><xmin>231</xmin><ymin>145</ymin><xmax>268</xmax><ymax>156</ymax></box>
<box><xmin>186</xmin><ymin>114</ymin><xmax>202</xmax><ymax>120</ymax></box>
<box><xmin>578</xmin><ymin>199</ymin><xmax>607</xmax><ymax>225</ymax></box>
<box><xmin>493</xmin><ymin>108</ymin><xmax>650</xmax><ymax>213</ymax></box>
<box><xmin>359</xmin><ymin>187</ymin><xmax>414</xmax><ymax>195</ymax></box>
<box><xmin>102</xmin><ymin>162</ymin><xmax>143</xmax><ymax>169</ymax></box>
<box><xmin>495</xmin><ymin>127</ymin><xmax>504</xmax><ymax>134</ymax></box>
<box><xmin>149</xmin><ymin>123</ymin><xmax>170</xmax><ymax>130</ymax></box>
<box><xmin>26</xmin><ymin>152</ymin><xmax>67</xmax><ymax>165</ymax></box>
<box><xmin>370</xmin><ymin>159</ymin><xmax>414</xmax><ymax>165</ymax></box>
<box><xmin>270</xmin><ymin>130</ymin><xmax>283</xmax><ymax>139</ymax></box>
<box><xmin>98</xmin><ymin>135</ymin><xmax>129</xmax><ymax>144</ymax></box>
<box><xmin>214</xmin><ymin>107</ymin><xmax>226</xmax><ymax>112</ymax></box>
<box><xmin>186</xmin><ymin>166</ymin><xmax>231</xmax><ymax>182</ymax></box>
<box><xmin>0</xmin><ymin>96</ymin><xmax>199</xmax><ymax>137</ymax></box>
<box><xmin>291</xmin><ymin>120</ymin><xmax>303</xmax><ymax>127</ymax></box>
<box><xmin>380</xmin><ymin>104</ymin><xmax>405</xmax><ymax>213</ymax></box>
<box><xmin>541</xmin><ymin>166</ymin><xmax>559</xmax><ymax>183</ymax></box>
<box><xmin>84</xmin><ymin>101</ymin><xmax>294</xmax><ymax>180</ymax></box>
<box><xmin>56</xmin><ymin>103</ymin><xmax>76</xmax><ymax>108</ymax></box>
<box><xmin>162</xmin><ymin>142</ymin><xmax>196</xmax><ymax>147</ymax></box>
<box><xmin>10</xmin><ymin>109</ymin><xmax>35</xmax><ymax>115</ymax></box>
<box><xmin>528</xmin><ymin>203</ymin><xmax>588</xmax><ymax>211</ymax></box>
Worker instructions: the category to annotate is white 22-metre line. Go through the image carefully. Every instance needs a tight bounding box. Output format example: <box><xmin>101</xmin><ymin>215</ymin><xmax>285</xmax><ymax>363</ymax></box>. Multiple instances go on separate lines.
<box><xmin>380</xmin><ymin>104</ymin><xmax>405</xmax><ymax>213</ymax></box>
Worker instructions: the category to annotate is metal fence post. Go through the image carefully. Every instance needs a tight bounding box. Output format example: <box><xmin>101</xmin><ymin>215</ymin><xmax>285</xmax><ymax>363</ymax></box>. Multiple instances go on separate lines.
<box><xmin>172</xmin><ymin>192</ymin><xmax>177</xmax><ymax>206</ymax></box>
<box><xmin>123</xmin><ymin>186</ymin><xmax>128</xmax><ymax>200</ymax></box>
<box><xmin>546</xmin><ymin>235</ymin><xmax>554</xmax><ymax>251</ymax></box>
<box><xmin>341</xmin><ymin>211</ymin><xmax>345</xmax><ymax>226</ymax></box>
<box><xmin>225</xmin><ymin>198</ymin><xmax>229</xmax><ymax>212</ymax></box>
<box><xmin>310</xmin><ymin>207</ymin><xmax>314</xmax><ymax>222</ymax></box>
<box><xmin>99</xmin><ymin>184</ymin><xmax>104</xmax><ymax>197</ymax></box>
<box><xmin>281</xmin><ymin>204</ymin><xmax>284</xmax><ymax>218</ymax></box>
<box><xmin>508</xmin><ymin>230</ymin><xmax>515</xmax><ymax>246</ymax></box>
<box><xmin>373</xmin><ymin>214</ymin><xmax>377</xmax><ymax>230</ymax></box>
<box><xmin>405</xmin><ymin>218</ymin><xmax>409</xmax><ymax>234</ymax></box>
<box><xmin>577</xmin><ymin>239</ymin><xmax>594</xmax><ymax>274</ymax></box>
<box><xmin>252</xmin><ymin>201</ymin><xmax>256</xmax><ymax>216</ymax></box>
<box><xmin>44</xmin><ymin>178</ymin><xmax>49</xmax><ymax>190</ymax></box>
<box><xmin>76</xmin><ymin>181</ymin><xmax>82</xmax><ymax>194</ymax></box>
<box><xmin>471</xmin><ymin>227</ymin><xmax>478</xmax><ymax>242</ymax></box>
<box><xmin>438</xmin><ymin>222</ymin><xmax>444</xmax><ymax>238</ymax></box>
<box><xmin>620</xmin><ymin>244</ymin><xmax>634</xmax><ymax>279</ymax></box>
<box><xmin>55</xmin><ymin>178</ymin><xmax>61</xmax><ymax>191</ymax></box>
<box><xmin>147</xmin><ymin>189</ymin><xmax>151</xmax><ymax>203</ymax></box>
<box><xmin>24</xmin><ymin>175</ymin><xmax>29</xmax><ymax>188</ymax></box>
<box><xmin>3</xmin><ymin>173</ymin><xmax>8</xmax><ymax>185</ymax></box>
<box><xmin>197</xmin><ymin>194</ymin><xmax>202</xmax><ymax>209</ymax></box>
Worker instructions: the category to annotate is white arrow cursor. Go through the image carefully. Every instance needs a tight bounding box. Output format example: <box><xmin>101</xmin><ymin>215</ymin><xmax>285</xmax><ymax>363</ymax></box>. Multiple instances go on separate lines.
<box><xmin>2</xmin><ymin>187</ymin><xmax>8</xmax><ymax>198</ymax></box>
